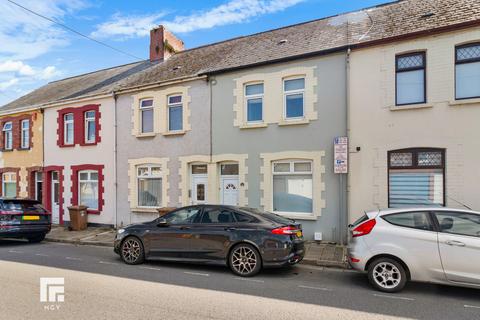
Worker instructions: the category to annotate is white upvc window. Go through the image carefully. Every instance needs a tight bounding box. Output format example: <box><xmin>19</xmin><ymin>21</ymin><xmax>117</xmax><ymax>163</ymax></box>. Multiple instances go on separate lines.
<box><xmin>272</xmin><ymin>160</ymin><xmax>313</xmax><ymax>215</ymax></box>
<box><xmin>84</xmin><ymin>110</ymin><xmax>96</xmax><ymax>143</ymax></box>
<box><xmin>137</xmin><ymin>165</ymin><xmax>162</xmax><ymax>208</ymax></box>
<box><xmin>140</xmin><ymin>99</ymin><xmax>154</xmax><ymax>134</ymax></box>
<box><xmin>78</xmin><ymin>170</ymin><xmax>99</xmax><ymax>210</ymax></box>
<box><xmin>21</xmin><ymin>119</ymin><xmax>30</xmax><ymax>149</ymax></box>
<box><xmin>455</xmin><ymin>43</ymin><xmax>480</xmax><ymax>100</ymax></box>
<box><xmin>64</xmin><ymin>113</ymin><xmax>74</xmax><ymax>145</ymax></box>
<box><xmin>283</xmin><ymin>78</ymin><xmax>305</xmax><ymax>120</ymax></box>
<box><xmin>167</xmin><ymin>95</ymin><xmax>183</xmax><ymax>132</ymax></box>
<box><xmin>35</xmin><ymin>171</ymin><xmax>43</xmax><ymax>202</ymax></box>
<box><xmin>245</xmin><ymin>83</ymin><xmax>264</xmax><ymax>123</ymax></box>
<box><xmin>3</xmin><ymin>122</ymin><xmax>12</xmax><ymax>150</ymax></box>
<box><xmin>2</xmin><ymin>172</ymin><xmax>17</xmax><ymax>197</ymax></box>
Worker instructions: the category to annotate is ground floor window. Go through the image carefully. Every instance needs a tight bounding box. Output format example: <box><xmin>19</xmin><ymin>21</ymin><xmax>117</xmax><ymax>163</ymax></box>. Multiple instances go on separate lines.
<box><xmin>388</xmin><ymin>148</ymin><xmax>445</xmax><ymax>207</ymax></box>
<box><xmin>137</xmin><ymin>165</ymin><xmax>162</xmax><ymax>207</ymax></box>
<box><xmin>272</xmin><ymin>160</ymin><xmax>313</xmax><ymax>214</ymax></box>
<box><xmin>79</xmin><ymin>170</ymin><xmax>99</xmax><ymax>210</ymax></box>
<box><xmin>2</xmin><ymin>172</ymin><xmax>17</xmax><ymax>197</ymax></box>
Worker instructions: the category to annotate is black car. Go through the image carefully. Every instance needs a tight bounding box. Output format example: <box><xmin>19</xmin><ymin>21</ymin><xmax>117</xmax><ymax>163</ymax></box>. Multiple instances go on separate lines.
<box><xmin>114</xmin><ymin>205</ymin><xmax>305</xmax><ymax>276</ymax></box>
<box><xmin>0</xmin><ymin>198</ymin><xmax>51</xmax><ymax>243</ymax></box>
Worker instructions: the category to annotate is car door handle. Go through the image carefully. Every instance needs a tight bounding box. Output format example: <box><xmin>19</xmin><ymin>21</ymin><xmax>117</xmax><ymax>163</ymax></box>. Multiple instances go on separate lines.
<box><xmin>179</xmin><ymin>226</ymin><xmax>190</xmax><ymax>230</ymax></box>
<box><xmin>224</xmin><ymin>227</ymin><xmax>236</xmax><ymax>231</ymax></box>
<box><xmin>445</xmin><ymin>240</ymin><xmax>466</xmax><ymax>247</ymax></box>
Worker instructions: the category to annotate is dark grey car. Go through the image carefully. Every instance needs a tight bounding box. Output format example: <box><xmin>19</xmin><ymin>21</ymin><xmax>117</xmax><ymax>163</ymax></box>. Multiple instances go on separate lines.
<box><xmin>114</xmin><ymin>205</ymin><xmax>305</xmax><ymax>277</ymax></box>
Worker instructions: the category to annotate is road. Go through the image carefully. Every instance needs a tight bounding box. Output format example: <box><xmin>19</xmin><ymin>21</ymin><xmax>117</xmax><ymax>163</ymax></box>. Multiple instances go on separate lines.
<box><xmin>0</xmin><ymin>239</ymin><xmax>479</xmax><ymax>320</ymax></box>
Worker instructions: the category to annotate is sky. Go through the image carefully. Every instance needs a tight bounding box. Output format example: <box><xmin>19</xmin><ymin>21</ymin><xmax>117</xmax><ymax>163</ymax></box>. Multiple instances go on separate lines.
<box><xmin>0</xmin><ymin>0</ymin><xmax>394</xmax><ymax>106</ymax></box>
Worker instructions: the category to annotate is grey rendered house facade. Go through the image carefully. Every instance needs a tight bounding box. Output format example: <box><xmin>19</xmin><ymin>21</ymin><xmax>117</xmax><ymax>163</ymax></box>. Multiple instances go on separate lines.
<box><xmin>209</xmin><ymin>54</ymin><xmax>348</xmax><ymax>241</ymax></box>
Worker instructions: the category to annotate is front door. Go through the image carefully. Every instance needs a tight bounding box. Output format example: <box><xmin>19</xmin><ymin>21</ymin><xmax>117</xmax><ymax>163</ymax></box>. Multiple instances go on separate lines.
<box><xmin>192</xmin><ymin>176</ymin><xmax>208</xmax><ymax>205</ymax></box>
<box><xmin>221</xmin><ymin>177</ymin><xmax>239</xmax><ymax>206</ymax></box>
<box><xmin>51</xmin><ymin>172</ymin><xmax>60</xmax><ymax>224</ymax></box>
<box><xmin>434</xmin><ymin>211</ymin><xmax>480</xmax><ymax>285</ymax></box>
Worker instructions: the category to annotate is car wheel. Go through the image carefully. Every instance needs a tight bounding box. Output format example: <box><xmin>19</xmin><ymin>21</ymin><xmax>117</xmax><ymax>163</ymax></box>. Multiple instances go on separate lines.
<box><xmin>120</xmin><ymin>237</ymin><xmax>145</xmax><ymax>265</ymax></box>
<box><xmin>229</xmin><ymin>243</ymin><xmax>262</xmax><ymax>277</ymax></box>
<box><xmin>368</xmin><ymin>258</ymin><xmax>407</xmax><ymax>293</ymax></box>
<box><xmin>27</xmin><ymin>234</ymin><xmax>46</xmax><ymax>243</ymax></box>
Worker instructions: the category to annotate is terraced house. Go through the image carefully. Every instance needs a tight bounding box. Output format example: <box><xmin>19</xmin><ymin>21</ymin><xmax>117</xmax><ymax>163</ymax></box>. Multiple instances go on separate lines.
<box><xmin>1</xmin><ymin>0</ymin><xmax>479</xmax><ymax>241</ymax></box>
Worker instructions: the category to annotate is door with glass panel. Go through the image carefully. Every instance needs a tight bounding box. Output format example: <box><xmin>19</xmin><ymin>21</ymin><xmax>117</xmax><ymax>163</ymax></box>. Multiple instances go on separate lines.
<box><xmin>35</xmin><ymin>172</ymin><xmax>43</xmax><ymax>202</ymax></box>
<box><xmin>220</xmin><ymin>163</ymin><xmax>239</xmax><ymax>206</ymax></box>
<box><xmin>137</xmin><ymin>165</ymin><xmax>163</xmax><ymax>208</ymax></box>
<box><xmin>191</xmin><ymin>164</ymin><xmax>208</xmax><ymax>205</ymax></box>
<box><xmin>51</xmin><ymin>172</ymin><xmax>60</xmax><ymax>224</ymax></box>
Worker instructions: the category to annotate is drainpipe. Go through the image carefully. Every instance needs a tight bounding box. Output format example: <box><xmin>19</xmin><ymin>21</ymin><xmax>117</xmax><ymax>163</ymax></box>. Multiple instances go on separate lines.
<box><xmin>344</xmin><ymin>46</ymin><xmax>351</xmax><ymax>245</ymax></box>
<box><xmin>113</xmin><ymin>93</ymin><xmax>118</xmax><ymax>228</ymax></box>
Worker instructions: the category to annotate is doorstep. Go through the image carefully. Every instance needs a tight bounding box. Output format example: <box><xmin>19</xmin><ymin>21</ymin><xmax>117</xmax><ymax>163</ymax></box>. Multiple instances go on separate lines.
<box><xmin>45</xmin><ymin>226</ymin><xmax>115</xmax><ymax>247</ymax></box>
<box><xmin>302</xmin><ymin>241</ymin><xmax>349</xmax><ymax>269</ymax></box>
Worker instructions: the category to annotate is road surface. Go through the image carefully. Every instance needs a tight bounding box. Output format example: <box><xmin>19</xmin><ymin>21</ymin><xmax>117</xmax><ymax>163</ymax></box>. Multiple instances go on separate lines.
<box><xmin>0</xmin><ymin>239</ymin><xmax>479</xmax><ymax>320</ymax></box>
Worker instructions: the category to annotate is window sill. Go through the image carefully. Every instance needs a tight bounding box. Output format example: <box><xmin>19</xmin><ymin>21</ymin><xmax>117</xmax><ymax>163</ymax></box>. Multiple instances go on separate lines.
<box><xmin>278</xmin><ymin>119</ymin><xmax>309</xmax><ymax>126</ymax></box>
<box><xmin>239</xmin><ymin>123</ymin><xmax>268</xmax><ymax>130</ymax></box>
<box><xmin>163</xmin><ymin>130</ymin><xmax>186</xmax><ymax>136</ymax></box>
<box><xmin>18</xmin><ymin>147</ymin><xmax>31</xmax><ymax>151</ymax></box>
<box><xmin>131</xmin><ymin>207</ymin><xmax>160</xmax><ymax>214</ymax></box>
<box><xmin>273</xmin><ymin>211</ymin><xmax>318</xmax><ymax>221</ymax></box>
<box><xmin>136</xmin><ymin>133</ymin><xmax>156</xmax><ymax>138</ymax></box>
<box><xmin>87</xmin><ymin>209</ymin><xmax>101</xmax><ymax>215</ymax></box>
<box><xmin>59</xmin><ymin>144</ymin><xmax>75</xmax><ymax>148</ymax></box>
<box><xmin>80</xmin><ymin>142</ymin><xmax>98</xmax><ymax>147</ymax></box>
<box><xmin>2</xmin><ymin>149</ymin><xmax>13</xmax><ymax>152</ymax></box>
<box><xmin>449</xmin><ymin>97</ymin><xmax>480</xmax><ymax>106</ymax></box>
<box><xmin>389</xmin><ymin>103</ymin><xmax>433</xmax><ymax>111</ymax></box>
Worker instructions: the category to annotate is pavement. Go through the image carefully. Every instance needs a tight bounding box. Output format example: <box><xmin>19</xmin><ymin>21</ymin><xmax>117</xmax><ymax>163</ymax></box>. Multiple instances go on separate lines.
<box><xmin>1</xmin><ymin>239</ymin><xmax>479</xmax><ymax>320</ymax></box>
<box><xmin>45</xmin><ymin>226</ymin><xmax>349</xmax><ymax>268</ymax></box>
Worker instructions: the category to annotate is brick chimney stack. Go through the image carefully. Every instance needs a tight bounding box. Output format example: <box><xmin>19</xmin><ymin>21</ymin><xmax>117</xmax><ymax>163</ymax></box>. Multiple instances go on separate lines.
<box><xmin>149</xmin><ymin>26</ymin><xmax>184</xmax><ymax>62</ymax></box>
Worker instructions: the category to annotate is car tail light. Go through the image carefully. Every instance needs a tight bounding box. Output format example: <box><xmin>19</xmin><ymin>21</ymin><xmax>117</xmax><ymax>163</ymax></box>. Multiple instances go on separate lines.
<box><xmin>272</xmin><ymin>226</ymin><xmax>300</xmax><ymax>235</ymax></box>
<box><xmin>352</xmin><ymin>219</ymin><xmax>376</xmax><ymax>237</ymax></box>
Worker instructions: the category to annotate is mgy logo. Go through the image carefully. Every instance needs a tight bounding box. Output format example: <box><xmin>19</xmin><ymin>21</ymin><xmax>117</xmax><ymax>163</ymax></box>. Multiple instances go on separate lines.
<box><xmin>40</xmin><ymin>278</ymin><xmax>65</xmax><ymax>303</ymax></box>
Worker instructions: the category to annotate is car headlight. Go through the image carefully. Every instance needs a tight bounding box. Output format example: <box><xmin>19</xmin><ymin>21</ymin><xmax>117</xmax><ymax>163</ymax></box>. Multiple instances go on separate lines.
<box><xmin>117</xmin><ymin>228</ymin><xmax>125</xmax><ymax>234</ymax></box>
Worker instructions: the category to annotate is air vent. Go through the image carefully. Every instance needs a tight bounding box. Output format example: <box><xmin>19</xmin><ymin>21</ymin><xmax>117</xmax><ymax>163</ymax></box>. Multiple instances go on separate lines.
<box><xmin>278</xmin><ymin>39</ymin><xmax>288</xmax><ymax>45</ymax></box>
<box><xmin>420</xmin><ymin>12</ymin><xmax>435</xmax><ymax>18</ymax></box>
<box><xmin>172</xmin><ymin>66</ymin><xmax>182</xmax><ymax>71</ymax></box>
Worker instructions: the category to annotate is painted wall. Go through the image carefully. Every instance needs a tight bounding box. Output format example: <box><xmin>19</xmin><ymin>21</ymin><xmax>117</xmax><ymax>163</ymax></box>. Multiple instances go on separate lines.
<box><xmin>0</xmin><ymin>110</ymin><xmax>43</xmax><ymax>197</ymax></box>
<box><xmin>211</xmin><ymin>54</ymin><xmax>348</xmax><ymax>241</ymax></box>
<box><xmin>116</xmin><ymin>79</ymin><xmax>210</xmax><ymax>226</ymax></box>
<box><xmin>349</xmin><ymin>27</ymin><xmax>480</xmax><ymax>221</ymax></box>
<box><xmin>44</xmin><ymin>97</ymin><xmax>116</xmax><ymax>226</ymax></box>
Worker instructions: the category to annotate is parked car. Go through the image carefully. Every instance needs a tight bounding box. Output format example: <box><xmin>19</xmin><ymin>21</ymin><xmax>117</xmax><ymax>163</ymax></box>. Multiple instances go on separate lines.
<box><xmin>114</xmin><ymin>205</ymin><xmax>305</xmax><ymax>277</ymax></box>
<box><xmin>348</xmin><ymin>207</ymin><xmax>480</xmax><ymax>292</ymax></box>
<box><xmin>0</xmin><ymin>198</ymin><xmax>51</xmax><ymax>243</ymax></box>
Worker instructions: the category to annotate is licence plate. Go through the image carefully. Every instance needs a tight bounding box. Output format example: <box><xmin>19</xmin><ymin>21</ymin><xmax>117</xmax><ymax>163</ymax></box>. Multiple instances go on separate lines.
<box><xmin>296</xmin><ymin>231</ymin><xmax>303</xmax><ymax>238</ymax></box>
<box><xmin>23</xmin><ymin>216</ymin><xmax>40</xmax><ymax>221</ymax></box>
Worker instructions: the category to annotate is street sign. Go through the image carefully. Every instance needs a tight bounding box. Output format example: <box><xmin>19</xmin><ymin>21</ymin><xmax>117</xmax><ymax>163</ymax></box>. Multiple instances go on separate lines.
<box><xmin>334</xmin><ymin>136</ymin><xmax>348</xmax><ymax>174</ymax></box>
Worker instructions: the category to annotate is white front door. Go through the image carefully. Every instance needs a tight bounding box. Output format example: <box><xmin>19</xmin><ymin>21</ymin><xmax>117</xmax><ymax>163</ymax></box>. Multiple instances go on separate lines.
<box><xmin>221</xmin><ymin>177</ymin><xmax>239</xmax><ymax>206</ymax></box>
<box><xmin>191</xmin><ymin>175</ymin><xmax>208</xmax><ymax>205</ymax></box>
<box><xmin>51</xmin><ymin>172</ymin><xmax>60</xmax><ymax>225</ymax></box>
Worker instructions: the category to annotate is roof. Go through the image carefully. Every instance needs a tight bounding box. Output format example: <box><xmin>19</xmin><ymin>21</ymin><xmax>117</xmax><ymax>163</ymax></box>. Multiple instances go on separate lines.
<box><xmin>0</xmin><ymin>61</ymin><xmax>153</xmax><ymax>113</ymax></box>
<box><xmin>3</xmin><ymin>0</ymin><xmax>480</xmax><ymax>113</ymax></box>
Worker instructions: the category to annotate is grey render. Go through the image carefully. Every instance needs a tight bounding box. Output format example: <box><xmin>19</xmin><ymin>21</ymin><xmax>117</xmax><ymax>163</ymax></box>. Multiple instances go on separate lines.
<box><xmin>211</xmin><ymin>54</ymin><xmax>348</xmax><ymax>241</ymax></box>
<box><xmin>115</xmin><ymin>79</ymin><xmax>210</xmax><ymax>226</ymax></box>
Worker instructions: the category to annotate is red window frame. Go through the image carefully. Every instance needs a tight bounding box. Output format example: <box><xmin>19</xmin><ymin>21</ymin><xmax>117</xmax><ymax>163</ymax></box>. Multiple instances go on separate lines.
<box><xmin>70</xmin><ymin>164</ymin><xmax>105</xmax><ymax>214</ymax></box>
<box><xmin>57</xmin><ymin>104</ymin><xmax>101</xmax><ymax>147</ymax></box>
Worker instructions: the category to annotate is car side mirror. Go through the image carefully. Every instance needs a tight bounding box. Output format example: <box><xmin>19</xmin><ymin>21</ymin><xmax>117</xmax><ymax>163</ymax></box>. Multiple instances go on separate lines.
<box><xmin>157</xmin><ymin>218</ymin><xmax>168</xmax><ymax>227</ymax></box>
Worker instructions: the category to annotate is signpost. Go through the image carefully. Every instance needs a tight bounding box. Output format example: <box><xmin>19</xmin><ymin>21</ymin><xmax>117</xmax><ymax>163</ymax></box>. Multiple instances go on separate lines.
<box><xmin>334</xmin><ymin>136</ymin><xmax>348</xmax><ymax>174</ymax></box>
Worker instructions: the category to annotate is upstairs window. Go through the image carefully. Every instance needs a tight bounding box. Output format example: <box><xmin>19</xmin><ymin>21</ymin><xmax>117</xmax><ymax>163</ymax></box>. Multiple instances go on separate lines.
<box><xmin>140</xmin><ymin>99</ymin><xmax>154</xmax><ymax>134</ymax></box>
<box><xmin>20</xmin><ymin>119</ymin><xmax>30</xmax><ymax>149</ymax></box>
<box><xmin>455</xmin><ymin>43</ymin><xmax>480</xmax><ymax>100</ymax></box>
<box><xmin>64</xmin><ymin>113</ymin><xmax>74</xmax><ymax>145</ymax></box>
<box><xmin>3</xmin><ymin>122</ymin><xmax>12</xmax><ymax>150</ymax></box>
<box><xmin>245</xmin><ymin>83</ymin><xmax>264</xmax><ymax>123</ymax></box>
<box><xmin>396</xmin><ymin>52</ymin><xmax>426</xmax><ymax>105</ymax></box>
<box><xmin>167</xmin><ymin>95</ymin><xmax>183</xmax><ymax>131</ymax></box>
<box><xmin>388</xmin><ymin>148</ymin><xmax>445</xmax><ymax>208</ymax></box>
<box><xmin>78</xmin><ymin>170</ymin><xmax>99</xmax><ymax>210</ymax></box>
<box><xmin>137</xmin><ymin>165</ymin><xmax>162</xmax><ymax>208</ymax></box>
<box><xmin>284</xmin><ymin>78</ymin><xmax>305</xmax><ymax>119</ymax></box>
<box><xmin>84</xmin><ymin>111</ymin><xmax>96</xmax><ymax>144</ymax></box>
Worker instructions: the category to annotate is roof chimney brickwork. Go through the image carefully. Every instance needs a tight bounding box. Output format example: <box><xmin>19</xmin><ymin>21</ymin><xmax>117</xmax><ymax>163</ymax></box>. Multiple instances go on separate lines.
<box><xmin>149</xmin><ymin>26</ymin><xmax>184</xmax><ymax>62</ymax></box>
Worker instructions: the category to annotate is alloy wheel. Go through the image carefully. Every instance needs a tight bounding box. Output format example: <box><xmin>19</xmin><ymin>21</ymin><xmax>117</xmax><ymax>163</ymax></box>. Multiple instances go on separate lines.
<box><xmin>372</xmin><ymin>262</ymin><xmax>401</xmax><ymax>289</ymax></box>
<box><xmin>231</xmin><ymin>246</ymin><xmax>257</xmax><ymax>275</ymax></box>
<box><xmin>122</xmin><ymin>238</ymin><xmax>142</xmax><ymax>264</ymax></box>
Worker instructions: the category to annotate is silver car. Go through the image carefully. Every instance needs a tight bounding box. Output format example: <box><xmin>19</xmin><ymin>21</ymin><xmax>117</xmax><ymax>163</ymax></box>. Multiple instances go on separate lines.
<box><xmin>348</xmin><ymin>207</ymin><xmax>480</xmax><ymax>292</ymax></box>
